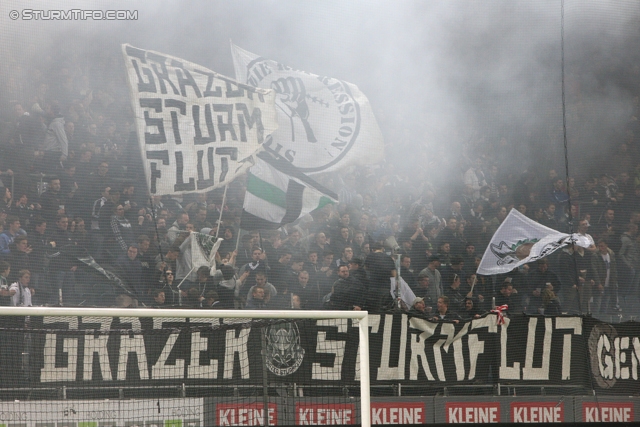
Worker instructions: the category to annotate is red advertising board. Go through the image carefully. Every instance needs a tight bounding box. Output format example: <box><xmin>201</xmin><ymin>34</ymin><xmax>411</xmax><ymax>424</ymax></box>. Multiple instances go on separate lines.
<box><xmin>510</xmin><ymin>401</ymin><xmax>563</xmax><ymax>423</ymax></box>
<box><xmin>216</xmin><ymin>403</ymin><xmax>278</xmax><ymax>426</ymax></box>
<box><xmin>582</xmin><ymin>402</ymin><xmax>634</xmax><ymax>423</ymax></box>
<box><xmin>445</xmin><ymin>401</ymin><xmax>500</xmax><ymax>423</ymax></box>
<box><xmin>296</xmin><ymin>403</ymin><xmax>356</xmax><ymax>425</ymax></box>
<box><xmin>371</xmin><ymin>402</ymin><xmax>425</xmax><ymax>425</ymax></box>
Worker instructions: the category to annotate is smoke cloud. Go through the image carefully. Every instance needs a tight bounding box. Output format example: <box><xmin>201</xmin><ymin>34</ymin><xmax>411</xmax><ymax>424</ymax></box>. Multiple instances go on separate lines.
<box><xmin>2</xmin><ymin>0</ymin><xmax>639</xmax><ymax>191</ymax></box>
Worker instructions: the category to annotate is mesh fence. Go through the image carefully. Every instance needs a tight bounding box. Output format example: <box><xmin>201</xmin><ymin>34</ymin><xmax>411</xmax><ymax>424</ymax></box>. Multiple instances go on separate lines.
<box><xmin>0</xmin><ymin>312</ymin><xmax>365</xmax><ymax>426</ymax></box>
<box><xmin>3</xmin><ymin>0</ymin><xmax>640</xmax><ymax>424</ymax></box>
<box><xmin>0</xmin><ymin>310</ymin><xmax>636</xmax><ymax>425</ymax></box>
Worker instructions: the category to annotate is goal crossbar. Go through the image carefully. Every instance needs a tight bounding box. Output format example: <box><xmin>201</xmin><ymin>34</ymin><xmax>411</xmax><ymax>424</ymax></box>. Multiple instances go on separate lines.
<box><xmin>0</xmin><ymin>307</ymin><xmax>372</xmax><ymax>427</ymax></box>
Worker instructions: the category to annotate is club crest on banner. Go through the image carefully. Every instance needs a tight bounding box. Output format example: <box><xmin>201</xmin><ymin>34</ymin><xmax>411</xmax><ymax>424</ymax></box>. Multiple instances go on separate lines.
<box><xmin>265</xmin><ymin>322</ymin><xmax>305</xmax><ymax>376</ymax></box>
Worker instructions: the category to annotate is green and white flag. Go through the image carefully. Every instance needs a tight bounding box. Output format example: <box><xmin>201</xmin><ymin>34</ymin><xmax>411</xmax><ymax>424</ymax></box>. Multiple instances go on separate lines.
<box><xmin>241</xmin><ymin>152</ymin><xmax>338</xmax><ymax>230</ymax></box>
<box><xmin>477</xmin><ymin>209</ymin><xmax>594</xmax><ymax>275</ymax></box>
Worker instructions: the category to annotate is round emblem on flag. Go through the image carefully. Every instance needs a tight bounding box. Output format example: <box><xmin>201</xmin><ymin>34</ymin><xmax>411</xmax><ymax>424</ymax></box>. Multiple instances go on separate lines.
<box><xmin>244</xmin><ymin>60</ymin><xmax>362</xmax><ymax>172</ymax></box>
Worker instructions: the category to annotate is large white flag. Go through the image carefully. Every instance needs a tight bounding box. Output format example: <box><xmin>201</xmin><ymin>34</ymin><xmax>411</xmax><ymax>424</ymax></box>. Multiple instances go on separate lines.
<box><xmin>477</xmin><ymin>209</ymin><xmax>594</xmax><ymax>275</ymax></box>
<box><xmin>122</xmin><ymin>44</ymin><xmax>279</xmax><ymax>195</ymax></box>
<box><xmin>231</xmin><ymin>43</ymin><xmax>384</xmax><ymax>174</ymax></box>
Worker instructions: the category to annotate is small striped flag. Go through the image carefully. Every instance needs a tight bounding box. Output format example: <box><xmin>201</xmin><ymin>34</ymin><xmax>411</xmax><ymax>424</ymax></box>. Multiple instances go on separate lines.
<box><xmin>241</xmin><ymin>152</ymin><xmax>338</xmax><ymax>230</ymax></box>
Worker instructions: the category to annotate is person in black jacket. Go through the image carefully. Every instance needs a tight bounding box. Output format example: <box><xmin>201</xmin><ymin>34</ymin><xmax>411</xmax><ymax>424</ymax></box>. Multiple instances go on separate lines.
<box><xmin>7</xmin><ymin>236</ymin><xmax>32</xmax><ymax>284</ymax></box>
<box><xmin>327</xmin><ymin>265</ymin><xmax>366</xmax><ymax>311</ymax></box>
<box><xmin>47</xmin><ymin>214</ymin><xmax>80</xmax><ymax>305</ymax></box>
<box><xmin>39</xmin><ymin>178</ymin><xmax>65</xmax><ymax>224</ymax></box>
<box><xmin>114</xmin><ymin>244</ymin><xmax>144</xmax><ymax>303</ymax></box>
<box><xmin>494</xmin><ymin>280</ymin><xmax>523</xmax><ymax>314</ymax></box>
<box><xmin>541</xmin><ymin>288</ymin><xmax>562</xmax><ymax>315</ymax></box>
<box><xmin>348</xmin><ymin>257</ymin><xmax>368</xmax><ymax>286</ymax></box>
<box><xmin>460</xmin><ymin>297</ymin><xmax>483</xmax><ymax>321</ymax></box>
<box><xmin>364</xmin><ymin>242</ymin><xmax>395</xmax><ymax>310</ymax></box>
<box><xmin>108</xmin><ymin>204</ymin><xmax>135</xmax><ymax>259</ymax></box>
<box><xmin>525</xmin><ymin>259</ymin><xmax>561</xmax><ymax>314</ymax></box>
<box><xmin>430</xmin><ymin>296</ymin><xmax>462</xmax><ymax>323</ymax></box>
<box><xmin>444</xmin><ymin>273</ymin><xmax>467</xmax><ymax>312</ymax></box>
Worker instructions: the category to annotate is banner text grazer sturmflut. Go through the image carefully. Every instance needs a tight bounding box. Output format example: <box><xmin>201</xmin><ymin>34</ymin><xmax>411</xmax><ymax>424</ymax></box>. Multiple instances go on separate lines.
<box><xmin>122</xmin><ymin>44</ymin><xmax>279</xmax><ymax>195</ymax></box>
<box><xmin>4</xmin><ymin>314</ymin><xmax>639</xmax><ymax>394</ymax></box>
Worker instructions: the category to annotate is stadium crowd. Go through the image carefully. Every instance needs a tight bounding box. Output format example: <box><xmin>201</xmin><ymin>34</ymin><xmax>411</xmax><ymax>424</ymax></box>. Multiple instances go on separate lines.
<box><xmin>2</xmin><ymin>46</ymin><xmax>640</xmax><ymax>320</ymax></box>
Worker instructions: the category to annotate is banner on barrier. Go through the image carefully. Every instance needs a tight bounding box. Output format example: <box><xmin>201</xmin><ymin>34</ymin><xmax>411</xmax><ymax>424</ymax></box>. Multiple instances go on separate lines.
<box><xmin>371</xmin><ymin>402</ymin><xmax>425</xmax><ymax>425</ymax></box>
<box><xmin>510</xmin><ymin>402</ymin><xmax>564</xmax><ymax>423</ymax></box>
<box><xmin>582</xmin><ymin>402</ymin><xmax>634</xmax><ymax>423</ymax></box>
<box><xmin>216</xmin><ymin>403</ymin><xmax>278</xmax><ymax>426</ymax></box>
<box><xmin>5</xmin><ymin>314</ymin><xmax>640</xmax><ymax>394</ymax></box>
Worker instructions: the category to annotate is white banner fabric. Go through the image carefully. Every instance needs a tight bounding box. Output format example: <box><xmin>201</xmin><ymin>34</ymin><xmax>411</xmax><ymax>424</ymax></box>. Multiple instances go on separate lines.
<box><xmin>122</xmin><ymin>44</ymin><xmax>278</xmax><ymax>195</ymax></box>
<box><xmin>477</xmin><ymin>209</ymin><xmax>594</xmax><ymax>275</ymax></box>
<box><xmin>231</xmin><ymin>43</ymin><xmax>384</xmax><ymax>174</ymax></box>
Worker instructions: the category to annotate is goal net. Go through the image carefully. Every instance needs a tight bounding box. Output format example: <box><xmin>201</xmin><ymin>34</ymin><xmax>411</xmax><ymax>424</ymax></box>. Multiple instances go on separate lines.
<box><xmin>0</xmin><ymin>307</ymin><xmax>371</xmax><ymax>427</ymax></box>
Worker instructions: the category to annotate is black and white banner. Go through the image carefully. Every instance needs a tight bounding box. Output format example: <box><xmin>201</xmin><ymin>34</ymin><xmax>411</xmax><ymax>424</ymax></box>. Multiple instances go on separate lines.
<box><xmin>231</xmin><ymin>44</ymin><xmax>384</xmax><ymax>174</ymax></box>
<box><xmin>7</xmin><ymin>314</ymin><xmax>640</xmax><ymax>394</ymax></box>
<box><xmin>122</xmin><ymin>44</ymin><xmax>279</xmax><ymax>195</ymax></box>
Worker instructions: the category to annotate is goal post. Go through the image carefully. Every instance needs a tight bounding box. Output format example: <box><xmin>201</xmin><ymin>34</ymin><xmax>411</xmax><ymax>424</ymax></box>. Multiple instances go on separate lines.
<box><xmin>0</xmin><ymin>306</ymin><xmax>371</xmax><ymax>427</ymax></box>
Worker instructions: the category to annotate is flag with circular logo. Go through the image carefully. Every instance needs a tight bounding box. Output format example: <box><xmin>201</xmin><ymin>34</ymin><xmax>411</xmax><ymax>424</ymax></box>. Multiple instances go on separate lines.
<box><xmin>232</xmin><ymin>43</ymin><xmax>384</xmax><ymax>174</ymax></box>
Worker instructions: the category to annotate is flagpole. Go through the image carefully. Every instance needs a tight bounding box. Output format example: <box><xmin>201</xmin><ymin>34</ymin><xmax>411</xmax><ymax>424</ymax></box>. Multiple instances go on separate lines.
<box><xmin>235</xmin><ymin>227</ymin><xmax>242</xmax><ymax>252</ymax></box>
<box><xmin>149</xmin><ymin>195</ymin><xmax>166</xmax><ymax>268</ymax></box>
<box><xmin>215</xmin><ymin>184</ymin><xmax>228</xmax><ymax>240</ymax></box>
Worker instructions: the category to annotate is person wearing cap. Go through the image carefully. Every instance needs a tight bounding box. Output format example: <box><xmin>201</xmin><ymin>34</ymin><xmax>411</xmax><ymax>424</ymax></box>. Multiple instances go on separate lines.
<box><xmin>199</xmin><ymin>227</ymin><xmax>214</xmax><ymax>236</ymax></box>
<box><xmin>419</xmin><ymin>255</ymin><xmax>443</xmax><ymax>301</ymax></box>
<box><xmin>408</xmin><ymin>296</ymin><xmax>431</xmax><ymax>317</ymax></box>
